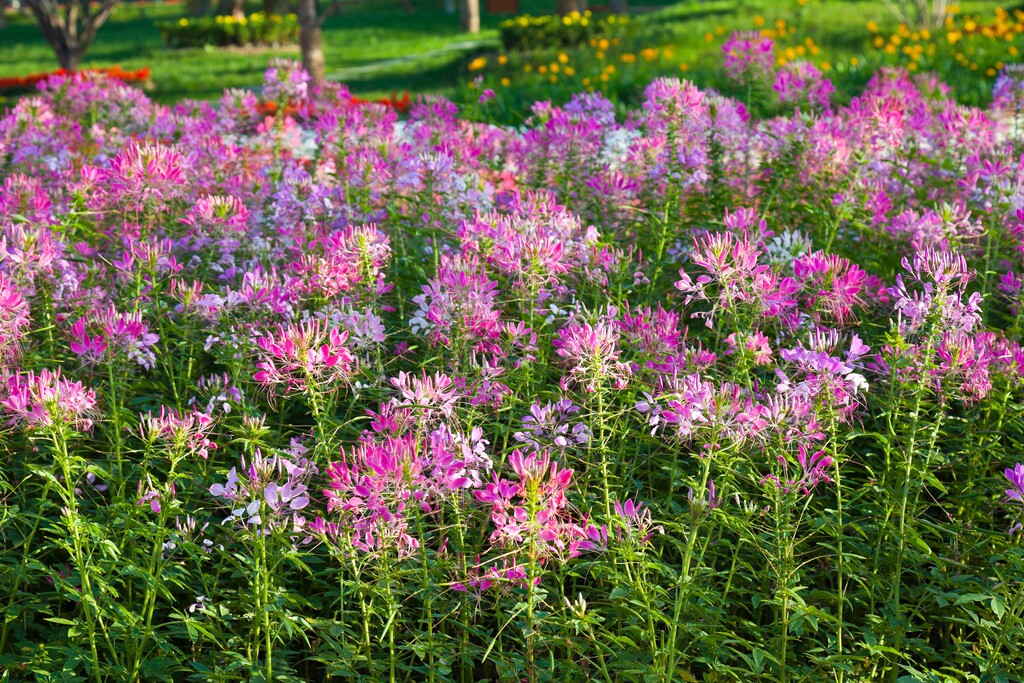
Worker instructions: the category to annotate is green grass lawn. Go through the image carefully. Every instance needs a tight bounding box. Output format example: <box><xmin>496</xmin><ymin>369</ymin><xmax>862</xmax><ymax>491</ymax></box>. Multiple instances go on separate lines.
<box><xmin>0</xmin><ymin>0</ymin><xmax>537</xmax><ymax>101</ymax></box>
<box><xmin>0</xmin><ymin>0</ymin><xmax>1015</xmax><ymax>105</ymax></box>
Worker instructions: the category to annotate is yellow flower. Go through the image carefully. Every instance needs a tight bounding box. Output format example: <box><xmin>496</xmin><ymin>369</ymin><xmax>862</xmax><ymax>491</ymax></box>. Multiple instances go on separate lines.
<box><xmin>987</xmin><ymin>67</ymin><xmax>997</xmax><ymax>76</ymax></box>
<box><xmin>599</xmin><ymin>72</ymin><xmax>610</xmax><ymax>82</ymax></box>
<box><xmin>704</xmin><ymin>32</ymin><xmax>714</xmax><ymax>42</ymax></box>
<box><xmin>549</xmin><ymin>75</ymin><xmax>558</xmax><ymax>83</ymax></box>
<box><xmin>598</xmin><ymin>38</ymin><xmax>609</xmax><ymax>50</ymax></box>
<box><xmin>867</xmin><ymin>20</ymin><xmax>878</xmax><ymax>32</ymax></box>
<box><xmin>798</xmin><ymin>0</ymin><xmax>808</xmax><ymax>6</ymax></box>
<box><xmin>1010</xmin><ymin>45</ymin><xmax>1019</xmax><ymax>55</ymax></box>
<box><xmin>820</xmin><ymin>60</ymin><xmax>831</xmax><ymax>71</ymax></box>
<box><xmin>850</xmin><ymin>56</ymin><xmax>859</xmax><ymax>66</ymax></box>
<box><xmin>179</xmin><ymin>17</ymin><xmax>188</xmax><ymax>26</ymax></box>
<box><xmin>565</xmin><ymin>66</ymin><xmax>575</xmax><ymax>76</ymax></box>
<box><xmin>558</xmin><ymin>52</ymin><xmax>569</xmax><ymax>63</ymax></box>
<box><xmin>538</xmin><ymin>64</ymin><xmax>547</xmax><ymax>74</ymax></box>
<box><xmin>908</xmin><ymin>61</ymin><xmax>918</xmax><ymax>71</ymax></box>
<box><xmin>605</xmin><ymin>64</ymin><xmax>616</xmax><ymax>74</ymax></box>
<box><xmin>715</xmin><ymin>25</ymin><xmax>726</xmax><ymax>35</ymax></box>
<box><xmin>524</xmin><ymin>64</ymin><xmax>533</xmax><ymax>73</ymax></box>
<box><xmin>596</xmin><ymin>51</ymin><xmax>605</xmax><ymax>60</ymax></box>
<box><xmin>679</xmin><ymin>62</ymin><xmax>690</xmax><ymax>72</ymax></box>
<box><xmin>754</xmin><ymin>16</ymin><xmax>764</xmax><ymax>27</ymax></box>
<box><xmin>468</xmin><ymin>57</ymin><xmax>487</xmax><ymax>71</ymax></box>
<box><xmin>500</xmin><ymin>77</ymin><xmax>510</xmax><ymax>86</ymax></box>
<box><xmin>550</xmin><ymin>63</ymin><xmax>559</xmax><ymax>73</ymax></box>
<box><xmin>620</xmin><ymin>53</ymin><xmax>636</xmax><ymax>63</ymax></box>
<box><xmin>497</xmin><ymin>54</ymin><xmax>508</xmax><ymax>65</ymax></box>
<box><xmin>583</xmin><ymin>77</ymin><xmax>591</xmax><ymax>85</ymax></box>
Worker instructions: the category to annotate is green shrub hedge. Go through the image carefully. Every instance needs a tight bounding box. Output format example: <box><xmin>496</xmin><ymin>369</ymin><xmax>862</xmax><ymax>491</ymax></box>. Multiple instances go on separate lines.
<box><xmin>499</xmin><ymin>11</ymin><xmax>631</xmax><ymax>52</ymax></box>
<box><xmin>157</xmin><ymin>12</ymin><xmax>299</xmax><ymax>48</ymax></box>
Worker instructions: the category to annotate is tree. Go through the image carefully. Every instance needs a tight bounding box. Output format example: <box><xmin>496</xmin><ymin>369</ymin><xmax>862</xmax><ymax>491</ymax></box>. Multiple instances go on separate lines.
<box><xmin>459</xmin><ymin>0</ymin><xmax>479</xmax><ymax>34</ymax></box>
<box><xmin>298</xmin><ymin>0</ymin><xmax>326</xmax><ymax>84</ymax></box>
<box><xmin>24</xmin><ymin>0</ymin><xmax>119</xmax><ymax>70</ymax></box>
<box><xmin>263</xmin><ymin>0</ymin><xmax>291</xmax><ymax>17</ymax></box>
<box><xmin>556</xmin><ymin>0</ymin><xmax>584</xmax><ymax>15</ymax></box>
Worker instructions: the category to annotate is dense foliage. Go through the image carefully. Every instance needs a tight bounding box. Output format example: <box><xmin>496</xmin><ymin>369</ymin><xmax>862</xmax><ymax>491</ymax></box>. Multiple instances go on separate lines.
<box><xmin>464</xmin><ymin>5</ymin><xmax>1024</xmax><ymax>123</ymax></box>
<box><xmin>498</xmin><ymin>11</ymin><xmax>631</xmax><ymax>53</ymax></box>
<box><xmin>3</xmin><ymin>49</ymin><xmax>1024</xmax><ymax>683</ymax></box>
<box><xmin>157</xmin><ymin>12</ymin><xmax>299</xmax><ymax>49</ymax></box>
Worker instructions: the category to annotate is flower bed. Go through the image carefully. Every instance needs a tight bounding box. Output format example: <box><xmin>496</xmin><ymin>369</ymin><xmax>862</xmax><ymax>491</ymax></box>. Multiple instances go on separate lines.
<box><xmin>0</xmin><ymin>66</ymin><xmax>150</xmax><ymax>94</ymax></box>
<box><xmin>2</xmin><ymin>54</ymin><xmax>1024</xmax><ymax>681</ymax></box>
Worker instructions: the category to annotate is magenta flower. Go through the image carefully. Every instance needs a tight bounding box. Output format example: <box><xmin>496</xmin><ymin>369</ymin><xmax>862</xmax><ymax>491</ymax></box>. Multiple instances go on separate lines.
<box><xmin>410</xmin><ymin>256</ymin><xmax>501</xmax><ymax>347</ymax></box>
<box><xmin>140</xmin><ymin>406</ymin><xmax>217</xmax><ymax>460</ymax></box>
<box><xmin>291</xmin><ymin>224</ymin><xmax>392</xmax><ymax>302</ymax></box>
<box><xmin>722</xmin><ymin>30</ymin><xmax>776</xmax><ymax>83</ymax></box>
<box><xmin>181</xmin><ymin>194</ymin><xmax>250</xmax><ymax>236</ymax></box>
<box><xmin>253</xmin><ymin>319</ymin><xmax>355</xmax><ymax>397</ymax></box>
<box><xmin>676</xmin><ymin>228</ymin><xmax>797</xmax><ymax>329</ymax></box>
<box><xmin>2</xmin><ymin>368</ymin><xmax>98</xmax><ymax>432</ymax></box>
<box><xmin>0</xmin><ymin>272</ymin><xmax>29</xmax><ymax>364</ymax></box>
<box><xmin>69</xmin><ymin>307</ymin><xmax>159</xmax><ymax>370</ymax></box>
<box><xmin>105</xmin><ymin>140</ymin><xmax>187</xmax><ymax>210</ymax></box>
<box><xmin>553</xmin><ymin>317</ymin><xmax>632</xmax><ymax>392</ymax></box>
<box><xmin>390</xmin><ymin>371</ymin><xmax>459</xmax><ymax>421</ymax></box>
<box><xmin>474</xmin><ymin>449</ymin><xmax>597</xmax><ymax>562</ymax></box>
<box><xmin>793</xmin><ymin>251</ymin><xmax>866</xmax><ymax>325</ymax></box>
<box><xmin>773</xmin><ymin>60</ymin><xmax>834</xmax><ymax>110</ymax></box>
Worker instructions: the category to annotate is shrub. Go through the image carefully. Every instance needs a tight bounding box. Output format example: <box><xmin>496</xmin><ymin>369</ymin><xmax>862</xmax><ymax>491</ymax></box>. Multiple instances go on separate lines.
<box><xmin>157</xmin><ymin>11</ymin><xmax>299</xmax><ymax>49</ymax></box>
<box><xmin>499</xmin><ymin>10</ymin><xmax>631</xmax><ymax>52</ymax></box>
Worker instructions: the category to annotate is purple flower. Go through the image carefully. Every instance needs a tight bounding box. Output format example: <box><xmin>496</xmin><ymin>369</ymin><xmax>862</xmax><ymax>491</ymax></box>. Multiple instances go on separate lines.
<box><xmin>1006</xmin><ymin>463</ymin><xmax>1024</xmax><ymax>503</ymax></box>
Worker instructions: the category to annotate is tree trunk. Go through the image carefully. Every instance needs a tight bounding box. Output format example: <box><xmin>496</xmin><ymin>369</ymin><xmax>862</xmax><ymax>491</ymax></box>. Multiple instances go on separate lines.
<box><xmin>459</xmin><ymin>0</ymin><xmax>479</xmax><ymax>33</ymax></box>
<box><xmin>298</xmin><ymin>0</ymin><xmax>325</xmax><ymax>84</ymax></box>
<box><xmin>609</xmin><ymin>0</ymin><xmax>627</xmax><ymax>13</ymax></box>
<box><xmin>186</xmin><ymin>0</ymin><xmax>211</xmax><ymax>15</ymax></box>
<box><xmin>555</xmin><ymin>0</ymin><xmax>582</xmax><ymax>16</ymax></box>
<box><xmin>26</xmin><ymin>0</ymin><xmax>117</xmax><ymax>72</ymax></box>
<box><xmin>263</xmin><ymin>0</ymin><xmax>290</xmax><ymax>15</ymax></box>
<box><xmin>60</xmin><ymin>48</ymin><xmax>83</xmax><ymax>71</ymax></box>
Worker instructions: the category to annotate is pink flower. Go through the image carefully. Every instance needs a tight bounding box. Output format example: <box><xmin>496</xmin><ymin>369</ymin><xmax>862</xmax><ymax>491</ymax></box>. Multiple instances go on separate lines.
<box><xmin>2</xmin><ymin>368</ymin><xmax>98</xmax><ymax>432</ymax></box>
<box><xmin>722</xmin><ymin>31</ymin><xmax>775</xmax><ymax>83</ymax></box>
<box><xmin>0</xmin><ymin>273</ymin><xmax>29</xmax><ymax>364</ymax></box>
<box><xmin>253</xmin><ymin>319</ymin><xmax>355</xmax><ymax>397</ymax></box>
<box><xmin>474</xmin><ymin>449</ymin><xmax>596</xmax><ymax>562</ymax></box>
<box><xmin>553</xmin><ymin>317</ymin><xmax>632</xmax><ymax>392</ymax></box>
<box><xmin>140</xmin><ymin>406</ymin><xmax>217</xmax><ymax>460</ymax></box>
